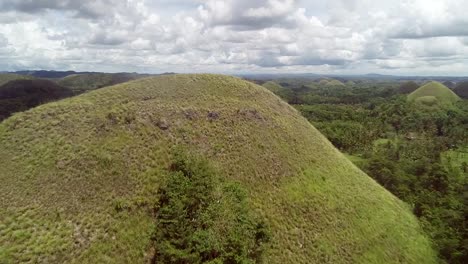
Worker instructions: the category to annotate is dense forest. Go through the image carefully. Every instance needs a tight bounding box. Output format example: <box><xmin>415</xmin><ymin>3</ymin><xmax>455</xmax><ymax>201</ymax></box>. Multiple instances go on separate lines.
<box><xmin>262</xmin><ymin>78</ymin><xmax>468</xmax><ymax>263</ymax></box>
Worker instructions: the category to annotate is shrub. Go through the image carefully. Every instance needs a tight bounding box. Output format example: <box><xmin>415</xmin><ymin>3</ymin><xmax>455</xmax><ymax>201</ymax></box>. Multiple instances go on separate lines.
<box><xmin>151</xmin><ymin>150</ymin><xmax>270</xmax><ymax>263</ymax></box>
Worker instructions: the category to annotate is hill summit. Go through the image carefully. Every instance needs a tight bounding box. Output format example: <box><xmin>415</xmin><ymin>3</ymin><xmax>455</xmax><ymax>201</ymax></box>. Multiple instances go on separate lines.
<box><xmin>407</xmin><ymin>81</ymin><xmax>460</xmax><ymax>105</ymax></box>
<box><xmin>0</xmin><ymin>74</ymin><xmax>436</xmax><ymax>263</ymax></box>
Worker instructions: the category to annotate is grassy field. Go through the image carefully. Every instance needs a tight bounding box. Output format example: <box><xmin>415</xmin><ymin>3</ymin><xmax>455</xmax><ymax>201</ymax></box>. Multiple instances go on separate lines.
<box><xmin>0</xmin><ymin>74</ymin><xmax>437</xmax><ymax>263</ymax></box>
<box><xmin>408</xmin><ymin>81</ymin><xmax>460</xmax><ymax>104</ymax></box>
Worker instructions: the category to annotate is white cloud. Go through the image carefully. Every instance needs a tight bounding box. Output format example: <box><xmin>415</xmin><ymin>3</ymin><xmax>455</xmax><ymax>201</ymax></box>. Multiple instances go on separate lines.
<box><xmin>0</xmin><ymin>0</ymin><xmax>467</xmax><ymax>74</ymax></box>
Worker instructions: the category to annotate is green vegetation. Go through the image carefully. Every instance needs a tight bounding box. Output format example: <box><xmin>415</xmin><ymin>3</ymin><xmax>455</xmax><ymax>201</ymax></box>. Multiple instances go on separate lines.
<box><xmin>408</xmin><ymin>81</ymin><xmax>460</xmax><ymax>105</ymax></box>
<box><xmin>268</xmin><ymin>78</ymin><xmax>467</xmax><ymax>263</ymax></box>
<box><xmin>153</xmin><ymin>150</ymin><xmax>269</xmax><ymax>263</ymax></box>
<box><xmin>0</xmin><ymin>79</ymin><xmax>73</xmax><ymax>121</ymax></box>
<box><xmin>0</xmin><ymin>73</ymin><xmax>33</xmax><ymax>86</ymax></box>
<box><xmin>0</xmin><ymin>74</ymin><xmax>436</xmax><ymax>263</ymax></box>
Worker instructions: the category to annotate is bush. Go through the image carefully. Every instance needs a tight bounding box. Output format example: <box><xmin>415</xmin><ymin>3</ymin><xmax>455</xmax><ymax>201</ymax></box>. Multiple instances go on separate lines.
<box><xmin>151</xmin><ymin>150</ymin><xmax>270</xmax><ymax>263</ymax></box>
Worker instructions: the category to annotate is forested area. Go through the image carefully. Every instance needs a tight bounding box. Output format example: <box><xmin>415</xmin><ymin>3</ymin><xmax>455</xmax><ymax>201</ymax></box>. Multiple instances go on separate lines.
<box><xmin>264</xmin><ymin>79</ymin><xmax>468</xmax><ymax>263</ymax></box>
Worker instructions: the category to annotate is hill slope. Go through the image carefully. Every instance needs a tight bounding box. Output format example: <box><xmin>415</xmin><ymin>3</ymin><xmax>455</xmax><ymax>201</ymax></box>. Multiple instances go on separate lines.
<box><xmin>408</xmin><ymin>81</ymin><xmax>460</xmax><ymax>104</ymax></box>
<box><xmin>57</xmin><ymin>73</ymin><xmax>148</xmax><ymax>92</ymax></box>
<box><xmin>0</xmin><ymin>79</ymin><xmax>73</xmax><ymax>121</ymax></box>
<box><xmin>399</xmin><ymin>81</ymin><xmax>419</xmax><ymax>94</ymax></box>
<box><xmin>453</xmin><ymin>81</ymin><xmax>468</xmax><ymax>99</ymax></box>
<box><xmin>0</xmin><ymin>74</ymin><xmax>436</xmax><ymax>263</ymax></box>
<box><xmin>0</xmin><ymin>73</ymin><xmax>33</xmax><ymax>86</ymax></box>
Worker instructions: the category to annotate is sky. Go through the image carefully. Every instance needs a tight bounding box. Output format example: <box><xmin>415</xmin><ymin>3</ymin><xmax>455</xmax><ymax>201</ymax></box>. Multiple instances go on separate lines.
<box><xmin>0</xmin><ymin>0</ymin><xmax>468</xmax><ymax>75</ymax></box>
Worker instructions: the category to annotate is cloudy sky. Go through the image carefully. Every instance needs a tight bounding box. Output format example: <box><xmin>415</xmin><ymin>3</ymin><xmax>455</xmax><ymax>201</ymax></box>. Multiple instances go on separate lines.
<box><xmin>0</xmin><ymin>0</ymin><xmax>468</xmax><ymax>75</ymax></box>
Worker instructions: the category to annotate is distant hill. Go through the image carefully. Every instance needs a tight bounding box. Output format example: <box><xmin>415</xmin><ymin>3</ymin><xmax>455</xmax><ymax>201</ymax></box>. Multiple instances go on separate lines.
<box><xmin>318</xmin><ymin>78</ymin><xmax>345</xmax><ymax>86</ymax></box>
<box><xmin>57</xmin><ymin>73</ymin><xmax>149</xmax><ymax>92</ymax></box>
<box><xmin>0</xmin><ymin>79</ymin><xmax>73</xmax><ymax>121</ymax></box>
<box><xmin>453</xmin><ymin>81</ymin><xmax>468</xmax><ymax>99</ymax></box>
<box><xmin>0</xmin><ymin>73</ymin><xmax>33</xmax><ymax>86</ymax></box>
<box><xmin>261</xmin><ymin>80</ymin><xmax>285</xmax><ymax>93</ymax></box>
<box><xmin>442</xmin><ymin>81</ymin><xmax>455</xmax><ymax>89</ymax></box>
<box><xmin>0</xmin><ymin>74</ymin><xmax>436</xmax><ymax>263</ymax></box>
<box><xmin>399</xmin><ymin>81</ymin><xmax>420</xmax><ymax>94</ymax></box>
<box><xmin>261</xmin><ymin>81</ymin><xmax>293</xmax><ymax>102</ymax></box>
<box><xmin>13</xmin><ymin>70</ymin><xmax>88</xmax><ymax>79</ymax></box>
<box><xmin>408</xmin><ymin>81</ymin><xmax>460</xmax><ymax>105</ymax></box>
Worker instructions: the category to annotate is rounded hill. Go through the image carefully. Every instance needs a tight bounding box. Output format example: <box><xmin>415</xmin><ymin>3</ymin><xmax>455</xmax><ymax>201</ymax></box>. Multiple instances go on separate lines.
<box><xmin>0</xmin><ymin>74</ymin><xmax>436</xmax><ymax>263</ymax></box>
<box><xmin>407</xmin><ymin>81</ymin><xmax>460</xmax><ymax>104</ymax></box>
<box><xmin>319</xmin><ymin>79</ymin><xmax>345</xmax><ymax>87</ymax></box>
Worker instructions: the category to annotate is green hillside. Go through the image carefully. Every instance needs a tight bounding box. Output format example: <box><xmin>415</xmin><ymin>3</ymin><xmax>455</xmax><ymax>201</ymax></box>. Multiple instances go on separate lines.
<box><xmin>0</xmin><ymin>74</ymin><xmax>436</xmax><ymax>263</ymax></box>
<box><xmin>57</xmin><ymin>73</ymin><xmax>146</xmax><ymax>92</ymax></box>
<box><xmin>262</xmin><ymin>81</ymin><xmax>284</xmax><ymax>93</ymax></box>
<box><xmin>0</xmin><ymin>73</ymin><xmax>33</xmax><ymax>86</ymax></box>
<box><xmin>408</xmin><ymin>81</ymin><xmax>460</xmax><ymax>104</ymax></box>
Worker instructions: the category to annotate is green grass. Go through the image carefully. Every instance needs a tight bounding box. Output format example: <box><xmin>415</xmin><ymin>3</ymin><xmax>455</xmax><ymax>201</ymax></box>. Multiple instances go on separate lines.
<box><xmin>408</xmin><ymin>81</ymin><xmax>460</xmax><ymax>104</ymax></box>
<box><xmin>0</xmin><ymin>74</ymin><xmax>437</xmax><ymax>263</ymax></box>
<box><xmin>0</xmin><ymin>73</ymin><xmax>33</xmax><ymax>86</ymax></box>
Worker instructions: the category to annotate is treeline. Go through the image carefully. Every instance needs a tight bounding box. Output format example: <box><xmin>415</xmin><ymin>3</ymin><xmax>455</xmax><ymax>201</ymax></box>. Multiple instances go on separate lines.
<box><xmin>268</xmin><ymin>79</ymin><xmax>468</xmax><ymax>263</ymax></box>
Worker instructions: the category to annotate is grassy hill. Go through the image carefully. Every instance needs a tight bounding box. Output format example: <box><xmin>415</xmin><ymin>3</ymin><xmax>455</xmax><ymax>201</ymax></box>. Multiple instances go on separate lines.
<box><xmin>0</xmin><ymin>74</ymin><xmax>437</xmax><ymax>263</ymax></box>
<box><xmin>408</xmin><ymin>81</ymin><xmax>460</xmax><ymax>105</ymax></box>
<box><xmin>319</xmin><ymin>79</ymin><xmax>345</xmax><ymax>87</ymax></box>
<box><xmin>57</xmin><ymin>73</ymin><xmax>148</xmax><ymax>92</ymax></box>
<box><xmin>0</xmin><ymin>79</ymin><xmax>73</xmax><ymax>121</ymax></box>
<box><xmin>0</xmin><ymin>73</ymin><xmax>33</xmax><ymax>86</ymax></box>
